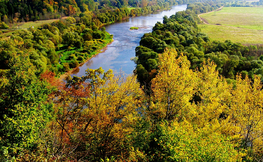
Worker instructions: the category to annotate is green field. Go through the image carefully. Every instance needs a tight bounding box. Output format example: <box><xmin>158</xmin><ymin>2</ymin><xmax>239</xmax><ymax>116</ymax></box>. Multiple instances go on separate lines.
<box><xmin>0</xmin><ymin>18</ymin><xmax>64</xmax><ymax>39</ymax></box>
<box><xmin>199</xmin><ymin>7</ymin><xmax>263</xmax><ymax>44</ymax></box>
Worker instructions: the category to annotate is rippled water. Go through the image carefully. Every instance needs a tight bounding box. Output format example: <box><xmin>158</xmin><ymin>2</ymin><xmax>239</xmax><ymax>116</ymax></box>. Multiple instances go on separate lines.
<box><xmin>71</xmin><ymin>4</ymin><xmax>187</xmax><ymax>77</ymax></box>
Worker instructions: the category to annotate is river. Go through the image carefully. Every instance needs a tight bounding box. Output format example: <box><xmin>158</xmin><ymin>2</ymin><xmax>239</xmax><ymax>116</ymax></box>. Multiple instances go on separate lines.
<box><xmin>71</xmin><ymin>4</ymin><xmax>187</xmax><ymax>77</ymax></box>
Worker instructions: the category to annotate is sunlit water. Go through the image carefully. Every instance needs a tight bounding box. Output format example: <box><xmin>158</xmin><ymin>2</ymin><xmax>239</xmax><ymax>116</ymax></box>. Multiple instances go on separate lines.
<box><xmin>71</xmin><ymin>4</ymin><xmax>187</xmax><ymax>77</ymax></box>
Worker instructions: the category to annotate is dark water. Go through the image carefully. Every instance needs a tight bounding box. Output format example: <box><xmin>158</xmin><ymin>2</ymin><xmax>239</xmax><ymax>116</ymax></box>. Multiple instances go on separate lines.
<box><xmin>71</xmin><ymin>4</ymin><xmax>187</xmax><ymax>77</ymax></box>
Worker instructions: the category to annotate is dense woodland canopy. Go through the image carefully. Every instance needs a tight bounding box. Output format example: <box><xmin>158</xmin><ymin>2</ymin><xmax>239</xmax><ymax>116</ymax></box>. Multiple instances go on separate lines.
<box><xmin>1</xmin><ymin>0</ymin><xmax>263</xmax><ymax>161</ymax></box>
<box><xmin>0</xmin><ymin>16</ymin><xmax>112</xmax><ymax>77</ymax></box>
<box><xmin>0</xmin><ymin>0</ymin><xmax>180</xmax><ymax>23</ymax></box>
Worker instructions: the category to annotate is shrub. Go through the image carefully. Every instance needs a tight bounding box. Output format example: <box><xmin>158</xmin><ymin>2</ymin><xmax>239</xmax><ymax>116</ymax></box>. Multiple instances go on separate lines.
<box><xmin>0</xmin><ymin>22</ymin><xmax>9</xmax><ymax>29</ymax></box>
<box><xmin>130</xmin><ymin>26</ymin><xmax>139</xmax><ymax>30</ymax></box>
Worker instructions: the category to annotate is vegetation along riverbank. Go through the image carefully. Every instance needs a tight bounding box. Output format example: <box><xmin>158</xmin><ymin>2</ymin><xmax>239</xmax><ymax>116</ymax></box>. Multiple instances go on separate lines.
<box><xmin>1</xmin><ymin>0</ymin><xmax>263</xmax><ymax>161</ymax></box>
<box><xmin>0</xmin><ymin>0</ymin><xmax>189</xmax><ymax>78</ymax></box>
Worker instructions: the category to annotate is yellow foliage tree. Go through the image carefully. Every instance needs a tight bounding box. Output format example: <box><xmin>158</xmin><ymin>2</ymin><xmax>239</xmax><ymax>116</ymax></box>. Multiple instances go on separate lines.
<box><xmin>47</xmin><ymin>68</ymin><xmax>143</xmax><ymax>161</ymax></box>
<box><xmin>229</xmin><ymin>75</ymin><xmax>263</xmax><ymax>159</ymax></box>
<box><xmin>42</xmin><ymin>49</ymin><xmax>263</xmax><ymax>161</ymax></box>
<box><xmin>150</xmin><ymin>49</ymin><xmax>198</xmax><ymax>122</ymax></box>
<box><xmin>146</xmin><ymin>49</ymin><xmax>246</xmax><ymax>161</ymax></box>
<box><xmin>141</xmin><ymin>0</ymin><xmax>148</xmax><ymax>7</ymax></box>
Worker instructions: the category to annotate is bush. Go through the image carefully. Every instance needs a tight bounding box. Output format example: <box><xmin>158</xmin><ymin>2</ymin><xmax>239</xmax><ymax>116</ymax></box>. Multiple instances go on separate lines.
<box><xmin>93</xmin><ymin>31</ymin><xmax>102</xmax><ymax>39</ymax></box>
<box><xmin>63</xmin><ymin>63</ymin><xmax>70</xmax><ymax>72</ymax></box>
<box><xmin>130</xmin><ymin>26</ymin><xmax>139</xmax><ymax>30</ymax></box>
<box><xmin>77</xmin><ymin>56</ymin><xmax>84</xmax><ymax>62</ymax></box>
<box><xmin>0</xmin><ymin>22</ymin><xmax>9</xmax><ymax>29</ymax></box>
<box><xmin>69</xmin><ymin>60</ymin><xmax>79</xmax><ymax>68</ymax></box>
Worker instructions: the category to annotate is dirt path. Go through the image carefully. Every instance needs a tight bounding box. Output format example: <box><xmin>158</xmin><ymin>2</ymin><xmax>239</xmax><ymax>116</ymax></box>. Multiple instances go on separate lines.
<box><xmin>198</xmin><ymin>6</ymin><xmax>224</xmax><ymax>24</ymax></box>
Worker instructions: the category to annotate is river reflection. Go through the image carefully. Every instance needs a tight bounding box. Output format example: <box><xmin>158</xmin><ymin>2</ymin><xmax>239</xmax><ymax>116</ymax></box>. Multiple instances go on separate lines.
<box><xmin>71</xmin><ymin>4</ymin><xmax>187</xmax><ymax>77</ymax></box>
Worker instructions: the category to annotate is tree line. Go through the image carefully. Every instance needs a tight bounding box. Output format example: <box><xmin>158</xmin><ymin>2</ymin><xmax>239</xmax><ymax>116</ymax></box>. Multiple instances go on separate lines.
<box><xmin>0</xmin><ymin>0</ymin><xmax>185</xmax><ymax>24</ymax></box>
<box><xmin>0</xmin><ymin>0</ymin><xmax>231</xmax><ymax>29</ymax></box>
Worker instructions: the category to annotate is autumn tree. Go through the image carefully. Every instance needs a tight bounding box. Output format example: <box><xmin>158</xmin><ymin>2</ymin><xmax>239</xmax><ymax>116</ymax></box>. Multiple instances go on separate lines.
<box><xmin>136</xmin><ymin>49</ymin><xmax>245</xmax><ymax>161</ymax></box>
<box><xmin>149</xmin><ymin>49</ymin><xmax>198</xmax><ymax>122</ymax></box>
<box><xmin>47</xmin><ymin>68</ymin><xmax>143</xmax><ymax>161</ymax></box>
<box><xmin>141</xmin><ymin>0</ymin><xmax>148</xmax><ymax>7</ymax></box>
<box><xmin>229</xmin><ymin>75</ymin><xmax>263</xmax><ymax>160</ymax></box>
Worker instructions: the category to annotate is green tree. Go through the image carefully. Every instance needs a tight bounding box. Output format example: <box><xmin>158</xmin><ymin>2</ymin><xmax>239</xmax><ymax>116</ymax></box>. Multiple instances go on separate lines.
<box><xmin>0</xmin><ymin>22</ymin><xmax>9</xmax><ymax>29</ymax></box>
<box><xmin>0</xmin><ymin>54</ymin><xmax>53</xmax><ymax>160</ymax></box>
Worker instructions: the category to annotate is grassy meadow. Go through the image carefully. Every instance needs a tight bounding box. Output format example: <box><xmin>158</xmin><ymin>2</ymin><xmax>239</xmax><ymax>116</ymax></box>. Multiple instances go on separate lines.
<box><xmin>199</xmin><ymin>7</ymin><xmax>263</xmax><ymax>44</ymax></box>
<box><xmin>15</xmin><ymin>19</ymin><xmax>61</xmax><ymax>29</ymax></box>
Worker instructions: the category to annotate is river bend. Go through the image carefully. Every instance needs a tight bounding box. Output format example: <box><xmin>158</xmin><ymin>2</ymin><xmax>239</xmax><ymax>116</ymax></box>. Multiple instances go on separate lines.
<box><xmin>71</xmin><ymin>4</ymin><xmax>187</xmax><ymax>77</ymax></box>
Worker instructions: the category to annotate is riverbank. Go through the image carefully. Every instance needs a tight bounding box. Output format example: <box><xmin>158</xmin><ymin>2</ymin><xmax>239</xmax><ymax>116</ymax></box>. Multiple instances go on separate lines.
<box><xmin>58</xmin><ymin>38</ymin><xmax>114</xmax><ymax>81</ymax></box>
<box><xmin>56</xmin><ymin>5</ymin><xmax>188</xmax><ymax>80</ymax></box>
<box><xmin>70</xmin><ymin>5</ymin><xmax>188</xmax><ymax>76</ymax></box>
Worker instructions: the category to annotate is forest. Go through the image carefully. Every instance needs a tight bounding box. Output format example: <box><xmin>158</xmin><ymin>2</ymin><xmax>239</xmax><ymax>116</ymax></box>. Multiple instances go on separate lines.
<box><xmin>1</xmin><ymin>0</ymin><xmax>263</xmax><ymax>161</ymax></box>
<box><xmin>0</xmin><ymin>0</ymin><xmax>179</xmax><ymax>23</ymax></box>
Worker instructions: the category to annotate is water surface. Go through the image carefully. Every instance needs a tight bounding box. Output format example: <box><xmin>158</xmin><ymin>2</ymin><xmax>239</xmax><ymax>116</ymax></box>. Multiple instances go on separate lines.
<box><xmin>72</xmin><ymin>4</ymin><xmax>187</xmax><ymax>77</ymax></box>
